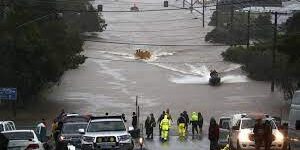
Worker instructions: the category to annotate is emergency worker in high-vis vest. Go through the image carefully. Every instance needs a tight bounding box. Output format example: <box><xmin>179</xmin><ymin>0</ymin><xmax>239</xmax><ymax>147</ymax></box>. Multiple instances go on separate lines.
<box><xmin>190</xmin><ymin>112</ymin><xmax>199</xmax><ymax>136</ymax></box>
<box><xmin>160</xmin><ymin>115</ymin><xmax>171</xmax><ymax>141</ymax></box>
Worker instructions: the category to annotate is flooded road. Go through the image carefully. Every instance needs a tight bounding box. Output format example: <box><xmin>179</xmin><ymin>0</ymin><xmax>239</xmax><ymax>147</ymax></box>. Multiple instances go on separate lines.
<box><xmin>47</xmin><ymin>0</ymin><xmax>286</xmax><ymax>149</ymax></box>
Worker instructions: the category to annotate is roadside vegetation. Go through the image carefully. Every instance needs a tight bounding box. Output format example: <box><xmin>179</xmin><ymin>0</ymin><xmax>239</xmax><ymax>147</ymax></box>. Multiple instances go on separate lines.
<box><xmin>221</xmin><ymin>12</ymin><xmax>300</xmax><ymax>99</ymax></box>
<box><xmin>206</xmin><ymin>6</ymin><xmax>273</xmax><ymax>45</ymax></box>
<box><xmin>0</xmin><ymin>0</ymin><xmax>105</xmax><ymax>103</ymax></box>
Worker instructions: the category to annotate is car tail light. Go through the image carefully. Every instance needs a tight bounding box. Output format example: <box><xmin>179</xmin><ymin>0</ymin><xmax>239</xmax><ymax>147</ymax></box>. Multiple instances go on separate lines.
<box><xmin>272</xmin><ymin>134</ymin><xmax>276</xmax><ymax>141</ymax></box>
<box><xmin>25</xmin><ymin>144</ymin><xmax>39</xmax><ymax>150</ymax></box>
<box><xmin>249</xmin><ymin>134</ymin><xmax>255</xmax><ymax>141</ymax></box>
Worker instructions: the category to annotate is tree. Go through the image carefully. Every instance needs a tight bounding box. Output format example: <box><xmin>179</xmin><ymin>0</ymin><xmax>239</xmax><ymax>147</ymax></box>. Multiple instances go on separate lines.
<box><xmin>0</xmin><ymin>0</ymin><xmax>104</xmax><ymax>102</ymax></box>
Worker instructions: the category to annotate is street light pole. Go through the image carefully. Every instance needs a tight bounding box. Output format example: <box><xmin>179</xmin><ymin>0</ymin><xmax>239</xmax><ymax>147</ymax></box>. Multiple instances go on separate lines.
<box><xmin>202</xmin><ymin>0</ymin><xmax>205</xmax><ymax>27</ymax></box>
<box><xmin>271</xmin><ymin>12</ymin><xmax>278</xmax><ymax>92</ymax></box>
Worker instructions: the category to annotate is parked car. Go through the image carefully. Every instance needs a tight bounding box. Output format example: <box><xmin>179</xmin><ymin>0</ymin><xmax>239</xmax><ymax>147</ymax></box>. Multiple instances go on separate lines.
<box><xmin>218</xmin><ymin>116</ymin><xmax>231</xmax><ymax>148</ymax></box>
<box><xmin>288</xmin><ymin>90</ymin><xmax>300</xmax><ymax>150</ymax></box>
<box><xmin>229</xmin><ymin>114</ymin><xmax>284</xmax><ymax>150</ymax></box>
<box><xmin>0</xmin><ymin>121</ymin><xmax>16</xmax><ymax>132</ymax></box>
<box><xmin>2</xmin><ymin>130</ymin><xmax>44</xmax><ymax>150</ymax></box>
<box><xmin>81</xmin><ymin>115</ymin><xmax>134</xmax><ymax>150</ymax></box>
<box><xmin>57</xmin><ymin>122</ymin><xmax>88</xmax><ymax>149</ymax></box>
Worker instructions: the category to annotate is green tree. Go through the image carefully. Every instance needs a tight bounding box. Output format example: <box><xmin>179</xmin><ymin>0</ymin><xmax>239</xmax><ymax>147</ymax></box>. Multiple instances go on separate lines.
<box><xmin>0</xmin><ymin>0</ymin><xmax>104</xmax><ymax>102</ymax></box>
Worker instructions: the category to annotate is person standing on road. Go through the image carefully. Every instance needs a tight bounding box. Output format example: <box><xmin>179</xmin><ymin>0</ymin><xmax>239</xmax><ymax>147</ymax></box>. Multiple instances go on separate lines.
<box><xmin>198</xmin><ymin>112</ymin><xmax>203</xmax><ymax>133</ymax></box>
<box><xmin>209</xmin><ymin>117</ymin><xmax>219</xmax><ymax>150</ymax></box>
<box><xmin>160</xmin><ymin>115</ymin><xmax>171</xmax><ymax>141</ymax></box>
<box><xmin>190</xmin><ymin>112</ymin><xmax>199</xmax><ymax>137</ymax></box>
<box><xmin>57</xmin><ymin>109</ymin><xmax>65</xmax><ymax>122</ymax></box>
<box><xmin>149</xmin><ymin>113</ymin><xmax>156</xmax><ymax>139</ymax></box>
<box><xmin>158</xmin><ymin>111</ymin><xmax>166</xmax><ymax>136</ymax></box>
<box><xmin>177</xmin><ymin>113</ymin><xmax>186</xmax><ymax>137</ymax></box>
<box><xmin>36</xmin><ymin>118</ymin><xmax>47</xmax><ymax>143</ymax></box>
<box><xmin>264</xmin><ymin>120</ymin><xmax>273</xmax><ymax>150</ymax></box>
<box><xmin>122</xmin><ymin>113</ymin><xmax>127</xmax><ymax>122</ymax></box>
<box><xmin>253</xmin><ymin>119</ymin><xmax>264</xmax><ymax>150</ymax></box>
<box><xmin>132</xmin><ymin>112</ymin><xmax>138</xmax><ymax>129</ymax></box>
<box><xmin>145</xmin><ymin>116</ymin><xmax>151</xmax><ymax>139</ymax></box>
<box><xmin>51</xmin><ymin>119</ymin><xmax>58</xmax><ymax>143</ymax></box>
<box><xmin>183</xmin><ymin>111</ymin><xmax>189</xmax><ymax>132</ymax></box>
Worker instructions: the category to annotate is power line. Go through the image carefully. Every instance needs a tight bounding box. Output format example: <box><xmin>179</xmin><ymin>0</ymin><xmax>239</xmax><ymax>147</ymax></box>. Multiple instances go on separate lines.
<box><xmin>85</xmin><ymin>39</ymin><xmax>228</xmax><ymax>47</ymax></box>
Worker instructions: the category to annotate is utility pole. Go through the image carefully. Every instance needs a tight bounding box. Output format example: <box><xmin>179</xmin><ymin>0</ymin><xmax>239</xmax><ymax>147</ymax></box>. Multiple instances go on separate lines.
<box><xmin>230</xmin><ymin>5</ymin><xmax>234</xmax><ymax>45</ymax></box>
<box><xmin>202</xmin><ymin>0</ymin><xmax>205</xmax><ymax>27</ymax></box>
<box><xmin>230</xmin><ymin>5</ymin><xmax>234</xmax><ymax>32</ymax></box>
<box><xmin>183</xmin><ymin>0</ymin><xmax>185</xmax><ymax>8</ymax></box>
<box><xmin>271</xmin><ymin>12</ymin><xmax>278</xmax><ymax>92</ymax></box>
<box><xmin>216</xmin><ymin>0</ymin><xmax>218</xmax><ymax>28</ymax></box>
<box><xmin>247</xmin><ymin>10</ymin><xmax>250</xmax><ymax>48</ymax></box>
<box><xmin>191</xmin><ymin>0</ymin><xmax>193</xmax><ymax>13</ymax></box>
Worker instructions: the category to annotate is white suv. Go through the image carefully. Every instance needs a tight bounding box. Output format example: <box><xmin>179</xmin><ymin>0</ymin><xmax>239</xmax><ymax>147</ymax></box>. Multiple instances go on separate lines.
<box><xmin>229</xmin><ymin>116</ymin><xmax>284</xmax><ymax>150</ymax></box>
<box><xmin>81</xmin><ymin>116</ymin><xmax>134</xmax><ymax>150</ymax></box>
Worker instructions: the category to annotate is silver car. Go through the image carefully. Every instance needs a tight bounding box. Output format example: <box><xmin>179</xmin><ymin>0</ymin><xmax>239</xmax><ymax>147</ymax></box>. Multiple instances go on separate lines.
<box><xmin>2</xmin><ymin>130</ymin><xmax>44</xmax><ymax>150</ymax></box>
<box><xmin>81</xmin><ymin>116</ymin><xmax>134</xmax><ymax>150</ymax></box>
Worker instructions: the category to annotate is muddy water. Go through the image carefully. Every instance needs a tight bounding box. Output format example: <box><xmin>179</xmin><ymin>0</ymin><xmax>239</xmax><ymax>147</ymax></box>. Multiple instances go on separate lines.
<box><xmin>45</xmin><ymin>0</ymin><xmax>286</xmax><ymax>140</ymax></box>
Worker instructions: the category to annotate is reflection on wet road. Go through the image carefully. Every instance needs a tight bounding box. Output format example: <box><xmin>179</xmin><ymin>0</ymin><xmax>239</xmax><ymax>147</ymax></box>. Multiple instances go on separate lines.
<box><xmin>140</xmin><ymin>135</ymin><xmax>210</xmax><ymax>150</ymax></box>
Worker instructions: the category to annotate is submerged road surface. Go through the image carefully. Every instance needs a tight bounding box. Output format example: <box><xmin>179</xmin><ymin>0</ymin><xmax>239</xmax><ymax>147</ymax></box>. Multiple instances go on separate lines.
<box><xmin>47</xmin><ymin>0</ymin><xmax>286</xmax><ymax>149</ymax></box>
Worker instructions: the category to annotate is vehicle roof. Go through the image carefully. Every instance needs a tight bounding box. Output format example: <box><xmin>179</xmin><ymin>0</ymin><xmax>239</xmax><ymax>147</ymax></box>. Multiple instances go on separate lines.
<box><xmin>63</xmin><ymin>122</ymin><xmax>88</xmax><ymax>125</ymax></box>
<box><xmin>219</xmin><ymin>117</ymin><xmax>231</xmax><ymax>119</ymax></box>
<box><xmin>1</xmin><ymin>130</ymin><xmax>34</xmax><ymax>133</ymax></box>
<box><xmin>241</xmin><ymin>117</ymin><xmax>273</xmax><ymax>121</ymax></box>
<box><xmin>0</xmin><ymin>121</ymin><xmax>14</xmax><ymax>124</ymax></box>
<box><xmin>90</xmin><ymin>118</ymin><xmax>123</xmax><ymax>122</ymax></box>
<box><xmin>66</xmin><ymin>113</ymin><xmax>80</xmax><ymax>116</ymax></box>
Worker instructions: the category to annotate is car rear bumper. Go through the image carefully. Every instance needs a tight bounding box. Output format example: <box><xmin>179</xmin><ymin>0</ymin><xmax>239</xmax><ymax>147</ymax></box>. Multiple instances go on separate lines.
<box><xmin>239</xmin><ymin>141</ymin><xmax>283</xmax><ymax>150</ymax></box>
<box><xmin>81</xmin><ymin>143</ymin><xmax>133</xmax><ymax>150</ymax></box>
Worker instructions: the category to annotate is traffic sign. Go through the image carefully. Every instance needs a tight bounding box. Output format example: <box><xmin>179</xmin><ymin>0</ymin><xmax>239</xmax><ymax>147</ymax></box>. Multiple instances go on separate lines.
<box><xmin>0</xmin><ymin>88</ymin><xmax>17</xmax><ymax>100</ymax></box>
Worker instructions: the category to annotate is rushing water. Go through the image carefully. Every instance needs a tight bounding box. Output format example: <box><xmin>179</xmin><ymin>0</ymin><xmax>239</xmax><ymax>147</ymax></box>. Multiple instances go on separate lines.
<box><xmin>47</xmin><ymin>0</ymin><xmax>285</xmax><ymax>141</ymax></box>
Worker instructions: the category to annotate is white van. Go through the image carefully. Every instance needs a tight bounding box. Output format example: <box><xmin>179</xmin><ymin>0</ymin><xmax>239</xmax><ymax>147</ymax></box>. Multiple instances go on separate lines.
<box><xmin>288</xmin><ymin>90</ymin><xmax>300</xmax><ymax>150</ymax></box>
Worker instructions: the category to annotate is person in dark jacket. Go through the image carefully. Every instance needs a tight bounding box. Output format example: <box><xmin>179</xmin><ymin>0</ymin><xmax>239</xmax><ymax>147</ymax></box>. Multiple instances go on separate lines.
<box><xmin>0</xmin><ymin>133</ymin><xmax>8</xmax><ymax>150</ymax></box>
<box><xmin>149</xmin><ymin>113</ymin><xmax>156</xmax><ymax>139</ymax></box>
<box><xmin>145</xmin><ymin>116</ymin><xmax>151</xmax><ymax>139</ymax></box>
<box><xmin>253</xmin><ymin>119</ymin><xmax>264</xmax><ymax>150</ymax></box>
<box><xmin>122</xmin><ymin>113</ymin><xmax>127</xmax><ymax>122</ymax></box>
<box><xmin>132</xmin><ymin>112</ymin><xmax>138</xmax><ymax>129</ymax></box>
<box><xmin>56</xmin><ymin>109</ymin><xmax>66</xmax><ymax>122</ymax></box>
<box><xmin>264</xmin><ymin>120</ymin><xmax>273</xmax><ymax>150</ymax></box>
<box><xmin>198</xmin><ymin>112</ymin><xmax>203</xmax><ymax>133</ymax></box>
<box><xmin>177</xmin><ymin>113</ymin><xmax>186</xmax><ymax>137</ymax></box>
<box><xmin>182</xmin><ymin>111</ymin><xmax>189</xmax><ymax>131</ymax></box>
<box><xmin>158</xmin><ymin>111</ymin><xmax>166</xmax><ymax>136</ymax></box>
<box><xmin>208</xmin><ymin>117</ymin><xmax>219</xmax><ymax>150</ymax></box>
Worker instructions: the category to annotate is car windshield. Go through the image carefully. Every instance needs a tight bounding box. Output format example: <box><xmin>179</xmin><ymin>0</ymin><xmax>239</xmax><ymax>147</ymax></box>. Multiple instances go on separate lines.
<box><xmin>62</xmin><ymin>123</ymin><xmax>88</xmax><ymax>134</ymax></box>
<box><xmin>219</xmin><ymin>118</ymin><xmax>230</xmax><ymax>129</ymax></box>
<box><xmin>241</xmin><ymin>119</ymin><xmax>276</xmax><ymax>129</ymax></box>
<box><xmin>87</xmin><ymin>121</ymin><xmax>126</xmax><ymax>132</ymax></box>
<box><xmin>3</xmin><ymin>132</ymin><xmax>34</xmax><ymax>140</ymax></box>
<box><xmin>241</xmin><ymin>119</ymin><xmax>256</xmax><ymax>129</ymax></box>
